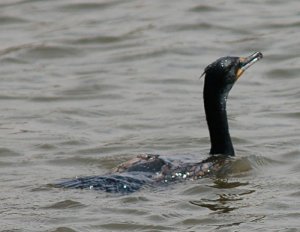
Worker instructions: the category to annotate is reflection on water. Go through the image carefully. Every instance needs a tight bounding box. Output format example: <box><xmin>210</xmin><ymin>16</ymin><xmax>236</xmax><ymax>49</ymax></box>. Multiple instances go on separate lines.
<box><xmin>212</xmin><ymin>179</ymin><xmax>249</xmax><ymax>189</ymax></box>
<box><xmin>190</xmin><ymin>196</ymin><xmax>240</xmax><ymax>213</ymax></box>
<box><xmin>190</xmin><ymin>179</ymin><xmax>254</xmax><ymax>213</ymax></box>
<box><xmin>0</xmin><ymin>0</ymin><xmax>300</xmax><ymax>231</ymax></box>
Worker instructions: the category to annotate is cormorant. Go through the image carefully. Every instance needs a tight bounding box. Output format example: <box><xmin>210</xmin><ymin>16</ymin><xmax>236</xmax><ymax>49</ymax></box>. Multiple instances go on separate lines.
<box><xmin>56</xmin><ymin>52</ymin><xmax>263</xmax><ymax>193</ymax></box>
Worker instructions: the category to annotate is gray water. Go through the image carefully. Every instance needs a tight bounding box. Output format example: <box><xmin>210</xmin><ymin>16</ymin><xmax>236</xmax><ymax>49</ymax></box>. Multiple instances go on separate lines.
<box><xmin>0</xmin><ymin>0</ymin><xmax>300</xmax><ymax>231</ymax></box>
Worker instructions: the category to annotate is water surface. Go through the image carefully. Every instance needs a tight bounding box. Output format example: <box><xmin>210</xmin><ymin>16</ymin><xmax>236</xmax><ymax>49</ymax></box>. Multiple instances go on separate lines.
<box><xmin>0</xmin><ymin>0</ymin><xmax>300</xmax><ymax>231</ymax></box>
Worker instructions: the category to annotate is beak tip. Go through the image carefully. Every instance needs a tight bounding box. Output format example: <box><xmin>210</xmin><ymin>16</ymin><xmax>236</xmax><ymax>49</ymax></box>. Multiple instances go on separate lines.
<box><xmin>256</xmin><ymin>51</ymin><xmax>263</xmax><ymax>59</ymax></box>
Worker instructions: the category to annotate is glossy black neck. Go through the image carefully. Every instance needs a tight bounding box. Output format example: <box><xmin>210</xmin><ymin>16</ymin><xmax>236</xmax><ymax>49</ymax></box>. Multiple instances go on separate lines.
<box><xmin>203</xmin><ymin>80</ymin><xmax>235</xmax><ymax>156</ymax></box>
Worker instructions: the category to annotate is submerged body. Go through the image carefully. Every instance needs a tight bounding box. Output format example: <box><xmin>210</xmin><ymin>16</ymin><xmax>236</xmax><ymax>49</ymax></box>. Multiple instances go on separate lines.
<box><xmin>57</xmin><ymin>154</ymin><xmax>229</xmax><ymax>193</ymax></box>
<box><xmin>57</xmin><ymin>52</ymin><xmax>263</xmax><ymax>193</ymax></box>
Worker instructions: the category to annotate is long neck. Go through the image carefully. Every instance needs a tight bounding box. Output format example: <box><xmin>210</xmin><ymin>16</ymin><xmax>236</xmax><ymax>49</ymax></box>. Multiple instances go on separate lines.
<box><xmin>203</xmin><ymin>83</ymin><xmax>235</xmax><ymax>156</ymax></box>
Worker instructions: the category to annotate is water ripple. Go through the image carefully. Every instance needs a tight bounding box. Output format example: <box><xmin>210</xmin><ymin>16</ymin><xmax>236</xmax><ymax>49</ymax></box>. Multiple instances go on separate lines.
<box><xmin>58</xmin><ymin>1</ymin><xmax>125</xmax><ymax>12</ymax></box>
<box><xmin>44</xmin><ymin>200</ymin><xmax>86</xmax><ymax>209</ymax></box>
<box><xmin>0</xmin><ymin>16</ymin><xmax>27</xmax><ymax>25</ymax></box>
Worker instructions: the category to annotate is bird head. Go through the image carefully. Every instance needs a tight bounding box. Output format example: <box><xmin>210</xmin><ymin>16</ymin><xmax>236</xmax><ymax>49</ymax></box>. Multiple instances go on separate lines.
<box><xmin>202</xmin><ymin>52</ymin><xmax>263</xmax><ymax>95</ymax></box>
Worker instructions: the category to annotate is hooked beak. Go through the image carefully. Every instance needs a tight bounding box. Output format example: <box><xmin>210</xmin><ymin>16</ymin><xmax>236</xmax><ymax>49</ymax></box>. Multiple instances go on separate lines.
<box><xmin>236</xmin><ymin>52</ymin><xmax>263</xmax><ymax>78</ymax></box>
